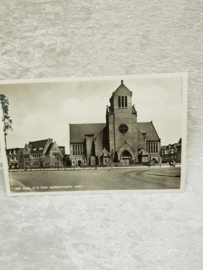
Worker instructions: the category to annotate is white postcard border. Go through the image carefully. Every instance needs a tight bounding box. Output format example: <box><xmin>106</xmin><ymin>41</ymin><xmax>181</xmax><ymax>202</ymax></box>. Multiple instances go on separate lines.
<box><xmin>0</xmin><ymin>73</ymin><xmax>188</xmax><ymax>196</ymax></box>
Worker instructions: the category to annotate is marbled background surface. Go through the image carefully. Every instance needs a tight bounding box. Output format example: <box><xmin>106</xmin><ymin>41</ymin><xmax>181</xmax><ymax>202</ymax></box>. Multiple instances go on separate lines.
<box><xmin>0</xmin><ymin>1</ymin><xmax>203</xmax><ymax>269</ymax></box>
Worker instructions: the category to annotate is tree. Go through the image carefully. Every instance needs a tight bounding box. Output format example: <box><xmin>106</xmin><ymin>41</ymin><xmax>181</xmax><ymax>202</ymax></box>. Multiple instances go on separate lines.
<box><xmin>0</xmin><ymin>95</ymin><xmax>12</xmax><ymax>150</ymax></box>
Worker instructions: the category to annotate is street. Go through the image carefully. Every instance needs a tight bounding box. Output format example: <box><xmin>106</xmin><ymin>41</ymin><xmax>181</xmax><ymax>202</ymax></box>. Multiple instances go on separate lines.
<box><xmin>9</xmin><ymin>166</ymin><xmax>181</xmax><ymax>192</ymax></box>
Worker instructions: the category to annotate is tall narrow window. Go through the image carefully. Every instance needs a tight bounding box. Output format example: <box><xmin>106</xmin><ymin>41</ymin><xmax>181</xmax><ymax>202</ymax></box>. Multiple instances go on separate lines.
<box><xmin>122</xmin><ymin>97</ymin><xmax>124</xmax><ymax>107</ymax></box>
<box><xmin>125</xmin><ymin>96</ymin><xmax>127</xmax><ymax>107</ymax></box>
<box><xmin>118</xmin><ymin>97</ymin><xmax>120</xmax><ymax>107</ymax></box>
<box><xmin>118</xmin><ymin>96</ymin><xmax>128</xmax><ymax>108</ymax></box>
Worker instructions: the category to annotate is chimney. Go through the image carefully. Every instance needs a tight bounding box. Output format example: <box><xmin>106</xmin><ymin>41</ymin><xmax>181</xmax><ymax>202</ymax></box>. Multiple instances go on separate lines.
<box><xmin>121</xmin><ymin>80</ymin><xmax>123</xmax><ymax>84</ymax></box>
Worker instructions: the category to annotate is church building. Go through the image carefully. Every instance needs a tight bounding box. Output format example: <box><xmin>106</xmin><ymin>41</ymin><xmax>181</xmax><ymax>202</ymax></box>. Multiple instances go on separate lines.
<box><xmin>69</xmin><ymin>80</ymin><xmax>161</xmax><ymax>166</ymax></box>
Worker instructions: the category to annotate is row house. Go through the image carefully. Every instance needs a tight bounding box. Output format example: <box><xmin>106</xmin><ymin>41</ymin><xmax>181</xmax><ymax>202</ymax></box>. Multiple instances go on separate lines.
<box><xmin>6</xmin><ymin>148</ymin><xmax>24</xmax><ymax>169</ymax></box>
<box><xmin>160</xmin><ymin>138</ymin><xmax>182</xmax><ymax>163</ymax></box>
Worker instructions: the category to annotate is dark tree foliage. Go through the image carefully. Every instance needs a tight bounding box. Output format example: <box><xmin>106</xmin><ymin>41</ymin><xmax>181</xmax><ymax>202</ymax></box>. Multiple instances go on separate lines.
<box><xmin>0</xmin><ymin>94</ymin><xmax>13</xmax><ymax>149</ymax></box>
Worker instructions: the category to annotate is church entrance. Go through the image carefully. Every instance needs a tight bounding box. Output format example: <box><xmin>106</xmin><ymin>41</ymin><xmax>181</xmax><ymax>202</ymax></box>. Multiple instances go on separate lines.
<box><xmin>120</xmin><ymin>150</ymin><xmax>132</xmax><ymax>165</ymax></box>
<box><xmin>78</xmin><ymin>160</ymin><xmax>81</xmax><ymax>167</ymax></box>
<box><xmin>100</xmin><ymin>154</ymin><xmax>110</xmax><ymax>166</ymax></box>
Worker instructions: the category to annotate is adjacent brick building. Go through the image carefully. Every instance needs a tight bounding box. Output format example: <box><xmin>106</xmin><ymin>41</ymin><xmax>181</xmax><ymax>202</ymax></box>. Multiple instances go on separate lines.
<box><xmin>23</xmin><ymin>138</ymin><xmax>65</xmax><ymax>169</ymax></box>
<box><xmin>6</xmin><ymin>148</ymin><xmax>24</xmax><ymax>169</ymax></box>
<box><xmin>70</xmin><ymin>80</ymin><xmax>161</xmax><ymax>166</ymax></box>
<box><xmin>160</xmin><ymin>138</ymin><xmax>182</xmax><ymax>163</ymax></box>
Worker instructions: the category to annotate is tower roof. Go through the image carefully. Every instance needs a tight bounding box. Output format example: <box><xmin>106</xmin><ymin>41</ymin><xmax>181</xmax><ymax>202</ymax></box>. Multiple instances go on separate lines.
<box><xmin>110</xmin><ymin>80</ymin><xmax>132</xmax><ymax>100</ymax></box>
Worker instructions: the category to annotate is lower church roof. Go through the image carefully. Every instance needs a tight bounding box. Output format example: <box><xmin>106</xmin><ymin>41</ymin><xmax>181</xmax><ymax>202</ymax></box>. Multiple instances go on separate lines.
<box><xmin>70</xmin><ymin>122</ymin><xmax>160</xmax><ymax>143</ymax></box>
<box><xmin>138</xmin><ymin>122</ymin><xmax>160</xmax><ymax>141</ymax></box>
<box><xmin>70</xmin><ymin>123</ymin><xmax>106</xmax><ymax>143</ymax></box>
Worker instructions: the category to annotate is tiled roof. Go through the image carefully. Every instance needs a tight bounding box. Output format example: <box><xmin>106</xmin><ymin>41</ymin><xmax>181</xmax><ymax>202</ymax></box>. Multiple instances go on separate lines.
<box><xmin>138</xmin><ymin>122</ymin><xmax>160</xmax><ymax>141</ymax></box>
<box><xmin>70</xmin><ymin>123</ymin><xmax>106</xmax><ymax>143</ymax></box>
<box><xmin>29</xmin><ymin>139</ymin><xmax>49</xmax><ymax>150</ymax></box>
<box><xmin>114</xmin><ymin>81</ymin><xmax>132</xmax><ymax>94</ymax></box>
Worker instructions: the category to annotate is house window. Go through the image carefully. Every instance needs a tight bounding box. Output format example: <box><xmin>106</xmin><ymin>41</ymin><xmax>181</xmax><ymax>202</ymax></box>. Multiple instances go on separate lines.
<box><xmin>119</xmin><ymin>124</ymin><xmax>128</xmax><ymax>135</ymax></box>
<box><xmin>118</xmin><ymin>96</ymin><xmax>127</xmax><ymax>108</ymax></box>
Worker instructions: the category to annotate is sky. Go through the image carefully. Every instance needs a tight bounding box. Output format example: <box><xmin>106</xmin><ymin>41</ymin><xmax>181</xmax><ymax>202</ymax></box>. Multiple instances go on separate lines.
<box><xmin>0</xmin><ymin>76</ymin><xmax>183</xmax><ymax>154</ymax></box>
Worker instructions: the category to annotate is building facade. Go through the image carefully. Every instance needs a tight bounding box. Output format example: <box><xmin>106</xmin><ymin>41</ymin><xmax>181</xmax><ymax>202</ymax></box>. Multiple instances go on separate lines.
<box><xmin>160</xmin><ymin>138</ymin><xmax>182</xmax><ymax>163</ymax></box>
<box><xmin>70</xmin><ymin>80</ymin><xmax>161</xmax><ymax>166</ymax></box>
<box><xmin>23</xmin><ymin>138</ymin><xmax>65</xmax><ymax>169</ymax></box>
<box><xmin>6</xmin><ymin>148</ymin><xmax>24</xmax><ymax>169</ymax></box>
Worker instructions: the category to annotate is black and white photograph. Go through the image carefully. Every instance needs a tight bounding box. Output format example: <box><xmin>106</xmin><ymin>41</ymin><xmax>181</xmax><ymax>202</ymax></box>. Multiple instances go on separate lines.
<box><xmin>0</xmin><ymin>74</ymin><xmax>187</xmax><ymax>196</ymax></box>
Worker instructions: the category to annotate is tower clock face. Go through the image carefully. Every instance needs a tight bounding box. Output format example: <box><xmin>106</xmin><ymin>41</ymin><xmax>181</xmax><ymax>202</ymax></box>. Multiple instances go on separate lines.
<box><xmin>119</xmin><ymin>124</ymin><xmax>128</xmax><ymax>135</ymax></box>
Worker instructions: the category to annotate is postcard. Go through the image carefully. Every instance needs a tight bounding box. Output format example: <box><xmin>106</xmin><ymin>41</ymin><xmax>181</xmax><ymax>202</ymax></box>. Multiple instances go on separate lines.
<box><xmin>0</xmin><ymin>73</ymin><xmax>188</xmax><ymax>196</ymax></box>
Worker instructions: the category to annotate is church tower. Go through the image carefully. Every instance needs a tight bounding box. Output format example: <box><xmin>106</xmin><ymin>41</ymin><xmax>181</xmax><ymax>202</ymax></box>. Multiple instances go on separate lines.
<box><xmin>106</xmin><ymin>80</ymin><xmax>138</xmax><ymax>164</ymax></box>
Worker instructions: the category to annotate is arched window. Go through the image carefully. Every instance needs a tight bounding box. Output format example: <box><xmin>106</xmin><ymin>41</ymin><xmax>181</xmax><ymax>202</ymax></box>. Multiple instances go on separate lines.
<box><xmin>119</xmin><ymin>124</ymin><xmax>128</xmax><ymax>134</ymax></box>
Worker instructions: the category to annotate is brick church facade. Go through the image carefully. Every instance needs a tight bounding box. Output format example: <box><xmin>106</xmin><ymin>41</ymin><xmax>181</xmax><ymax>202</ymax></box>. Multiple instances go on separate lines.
<box><xmin>70</xmin><ymin>80</ymin><xmax>161</xmax><ymax>166</ymax></box>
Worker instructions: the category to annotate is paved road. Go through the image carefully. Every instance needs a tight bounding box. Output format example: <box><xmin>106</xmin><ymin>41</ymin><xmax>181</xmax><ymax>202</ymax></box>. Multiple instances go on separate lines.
<box><xmin>9</xmin><ymin>167</ymin><xmax>181</xmax><ymax>192</ymax></box>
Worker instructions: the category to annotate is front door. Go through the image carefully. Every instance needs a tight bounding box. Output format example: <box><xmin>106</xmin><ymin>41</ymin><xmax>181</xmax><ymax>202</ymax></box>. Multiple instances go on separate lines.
<box><xmin>78</xmin><ymin>160</ymin><xmax>81</xmax><ymax>167</ymax></box>
<box><xmin>122</xmin><ymin>158</ymin><xmax>130</xmax><ymax>165</ymax></box>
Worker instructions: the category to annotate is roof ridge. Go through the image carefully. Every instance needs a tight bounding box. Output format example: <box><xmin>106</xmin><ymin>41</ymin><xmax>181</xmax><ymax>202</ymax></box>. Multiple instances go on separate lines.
<box><xmin>114</xmin><ymin>82</ymin><xmax>132</xmax><ymax>93</ymax></box>
<box><xmin>150</xmin><ymin>121</ymin><xmax>160</xmax><ymax>140</ymax></box>
<box><xmin>29</xmin><ymin>139</ymin><xmax>49</xmax><ymax>143</ymax></box>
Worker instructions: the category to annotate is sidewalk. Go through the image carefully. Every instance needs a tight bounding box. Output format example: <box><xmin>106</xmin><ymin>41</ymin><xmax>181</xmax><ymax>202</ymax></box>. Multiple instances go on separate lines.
<box><xmin>9</xmin><ymin>164</ymin><xmax>181</xmax><ymax>172</ymax></box>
